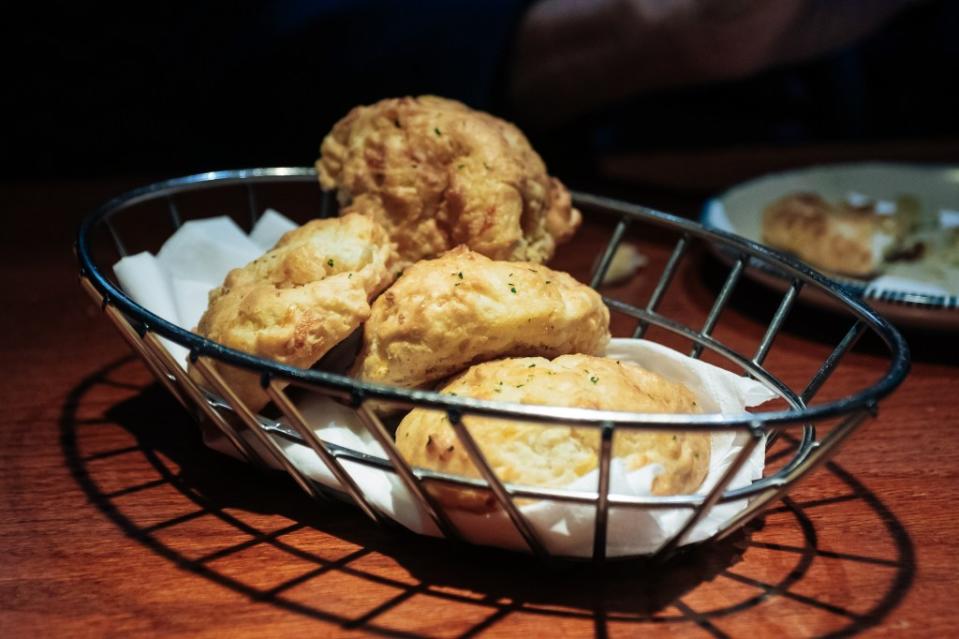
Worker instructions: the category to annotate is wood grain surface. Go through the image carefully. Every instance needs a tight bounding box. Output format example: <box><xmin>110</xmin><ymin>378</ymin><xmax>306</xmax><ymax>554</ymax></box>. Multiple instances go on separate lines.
<box><xmin>2</xmin><ymin>164</ymin><xmax>957</xmax><ymax>638</ymax></box>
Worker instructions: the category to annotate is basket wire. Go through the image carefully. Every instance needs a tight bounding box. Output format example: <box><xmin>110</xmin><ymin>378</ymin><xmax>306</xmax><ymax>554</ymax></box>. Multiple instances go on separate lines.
<box><xmin>75</xmin><ymin>167</ymin><xmax>910</xmax><ymax>563</ymax></box>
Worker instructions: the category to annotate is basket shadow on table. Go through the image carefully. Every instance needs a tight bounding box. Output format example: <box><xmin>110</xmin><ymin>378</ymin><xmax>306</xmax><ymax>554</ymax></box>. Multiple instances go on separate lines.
<box><xmin>61</xmin><ymin>356</ymin><xmax>916</xmax><ymax>637</ymax></box>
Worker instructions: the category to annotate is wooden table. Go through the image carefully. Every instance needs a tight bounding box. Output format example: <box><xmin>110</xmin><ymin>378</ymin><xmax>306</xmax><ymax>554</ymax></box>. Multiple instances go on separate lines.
<box><xmin>2</xmin><ymin>165</ymin><xmax>957</xmax><ymax>638</ymax></box>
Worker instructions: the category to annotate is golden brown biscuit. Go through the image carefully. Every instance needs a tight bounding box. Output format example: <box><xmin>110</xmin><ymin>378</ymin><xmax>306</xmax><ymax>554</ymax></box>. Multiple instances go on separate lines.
<box><xmin>190</xmin><ymin>213</ymin><xmax>396</xmax><ymax>411</ymax></box>
<box><xmin>317</xmin><ymin>95</ymin><xmax>580</xmax><ymax>265</ymax></box>
<box><xmin>396</xmin><ymin>355</ymin><xmax>709</xmax><ymax>513</ymax></box>
<box><xmin>351</xmin><ymin>246</ymin><xmax>610</xmax><ymax>389</ymax></box>
<box><xmin>761</xmin><ymin>192</ymin><xmax>913</xmax><ymax>277</ymax></box>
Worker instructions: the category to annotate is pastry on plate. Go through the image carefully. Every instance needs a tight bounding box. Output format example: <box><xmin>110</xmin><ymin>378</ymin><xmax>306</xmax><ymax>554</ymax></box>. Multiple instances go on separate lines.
<box><xmin>761</xmin><ymin>192</ymin><xmax>916</xmax><ymax>277</ymax></box>
<box><xmin>190</xmin><ymin>213</ymin><xmax>396</xmax><ymax>411</ymax></box>
<box><xmin>396</xmin><ymin>354</ymin><xmax>709</xmax><ymax>513</ymax></box>
<box><xmin>351</xmin><ymin>246</ymin><xmax>610</xmax><ymax>389</ymax></box>
<box><xmin>317</xmin><ymin>95</ymin><xmax>580</xmax><ymax>266</ymax></box>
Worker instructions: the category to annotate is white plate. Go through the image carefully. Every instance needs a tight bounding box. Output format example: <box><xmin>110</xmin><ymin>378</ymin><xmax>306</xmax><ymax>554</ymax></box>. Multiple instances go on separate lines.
<box><xmin>702</xmin><ymin>163</ymin><xmax>959</xmax><ymax>329</ymax></box>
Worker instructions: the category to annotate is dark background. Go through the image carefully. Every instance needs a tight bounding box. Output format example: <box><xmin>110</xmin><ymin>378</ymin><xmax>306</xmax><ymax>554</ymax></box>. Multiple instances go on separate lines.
<box><xmin>6</xmin><ymin>0</ymin><xmax>958</xmax><ymax>182</ymax></box>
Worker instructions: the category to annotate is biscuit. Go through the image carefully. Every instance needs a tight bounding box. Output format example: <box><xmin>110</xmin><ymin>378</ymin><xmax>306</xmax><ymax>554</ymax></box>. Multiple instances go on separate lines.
<box><xmin>396</xmin><ymin>355</ymin><xmax>709</xmax><ymax>513</ymax></box>
<box><xmin>761</xmin><ymin>192</ymin><xmax>913</xmax><ymax>277</ymax></box>
<box><xmin>351</xmin><ymin>246</ymin><xmax>610</xmax><ymax>389</ymax></box>
<box><xmin>317</xmin><ymin>95</ymin><xmax>580</xmax><ymax>265</ymax></box>
<box><xmin>190</xmin><ymin>213</ymin><xmax>396</xmax><ymax>411</ymax></box>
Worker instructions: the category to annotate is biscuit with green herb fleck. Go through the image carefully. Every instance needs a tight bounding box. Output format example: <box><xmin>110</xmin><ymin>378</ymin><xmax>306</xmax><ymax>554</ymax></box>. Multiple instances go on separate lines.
<box><xmin>352</xmin><ymin>246</ymin><xmax>609</xmax><ymax>389</ymax></box>
<box><xmin>396</xmin><ymin>354</ymin><xmax>708</xmax><ymax>513</ymax></box>
<box><xmin>317</xmin><ymin>95</ymin><xmax>580</xmax><ymax>265</ymax></box>
<box><xmin>190</xmin><ymin>213</ymin><xmax>396</xmax><ymax>411</ymax></box>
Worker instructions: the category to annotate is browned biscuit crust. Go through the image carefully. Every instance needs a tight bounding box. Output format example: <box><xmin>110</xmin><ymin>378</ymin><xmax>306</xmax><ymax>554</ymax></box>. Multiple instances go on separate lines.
<box><xmin>190</xmin><ymin>213</ymin><xmax>396</xmax><ymax>411</ymax></box>
<box><xmin>351</xmin><ymin>246</ymin><xmax>610</xmax><ymax>389</ymax></box>
<box><xmin>396</xmin><ymin>355</ymin><xmax>709</xmax><ymax>513</ymax></box>
<box><xmin>317</xmin><ymin>95</ymin><xmax>580</xmax><ymax>265</ymax></box>
<box><xmin>761</xmin><ymin>192</ymin><xmax>911</xmax><ymax>277</ymax></box>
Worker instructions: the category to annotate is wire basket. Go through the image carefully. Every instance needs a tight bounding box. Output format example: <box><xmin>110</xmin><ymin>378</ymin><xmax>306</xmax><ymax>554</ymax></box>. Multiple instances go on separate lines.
<box><xmin>75</xmin><ymin>167</ymin><xmax>910</xmax><ymax>563</ymax></box>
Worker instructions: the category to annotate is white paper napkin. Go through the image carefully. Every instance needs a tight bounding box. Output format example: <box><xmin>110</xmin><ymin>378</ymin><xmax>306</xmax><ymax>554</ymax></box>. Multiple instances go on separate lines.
<box><xmin>113</xmin><ymin>209</ymin><xmax>296</xmax><ymax>365</ymax></box>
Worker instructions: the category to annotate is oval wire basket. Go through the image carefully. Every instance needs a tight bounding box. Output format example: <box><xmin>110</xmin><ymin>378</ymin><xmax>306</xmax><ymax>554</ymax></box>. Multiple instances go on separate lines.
<box><xmin>75</xmin><ymin>167</ymin><xmax>910</xmax><ymax>563</ymax></box>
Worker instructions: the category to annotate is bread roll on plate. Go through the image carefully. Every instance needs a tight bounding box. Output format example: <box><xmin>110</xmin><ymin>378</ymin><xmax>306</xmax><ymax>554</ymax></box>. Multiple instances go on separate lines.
<box><xmin>761</xmin><ymin>192</ymin><xmax>915</xmax><ymax>277</ymax></box>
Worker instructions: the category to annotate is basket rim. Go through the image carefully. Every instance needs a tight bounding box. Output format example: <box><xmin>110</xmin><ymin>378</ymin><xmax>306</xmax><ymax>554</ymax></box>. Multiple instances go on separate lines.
<box><xmin>75</xmin><ymin>166</ymin><xmax>911</xmax><ymax>430</ymax></box>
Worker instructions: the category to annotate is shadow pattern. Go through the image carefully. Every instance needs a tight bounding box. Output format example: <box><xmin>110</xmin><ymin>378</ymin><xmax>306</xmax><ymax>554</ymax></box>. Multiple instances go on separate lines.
<box><xmin>61</xmin><ymin>357</ymin><xmax>915</xmax><ymax>638</ymax></box>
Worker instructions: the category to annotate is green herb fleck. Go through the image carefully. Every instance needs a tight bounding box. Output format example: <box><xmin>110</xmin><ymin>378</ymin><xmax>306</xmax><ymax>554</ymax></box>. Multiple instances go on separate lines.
<box><xmin>483</xmin><ymin>161</ymin><xmax>492</xmax><ymax>170</ymax></box>
<box><xmin>590</xmin><ymin>376</ymin><xmax>599</xmax><ymax>384</ymax></box>
<box><xmin>671</xmin><ymin>435</ymin><xmax>677</xmax><ymax>441</ymax></box>
<box><xmin>454</xmin><ymin>282</ymin><xmax>461</xmax><ymax>287</ymax></box>
<box><xmin>458</xmin><ymin>271</ymin><xmax>463</xmax><ymax>279</ymax></box>
<box><xmin>457</xmin><ymin>163</ymin><xmax>465</xmax><ymax>170</ymax></box>
<box><xmin>510</xmin><ymin>287</ymin><xmax>517</xmax><ymax>294</ymax></box>
<box><xmin>327</xmin><ymin>258</ymin><xmax>335</xmax><ymax>268</ymax></box>
<box><xmin>528</xmin><ymin>363</ymin><xmax>536</xmax><ymax>368</ymax></box>
<box><xmin>348</xmin><ymin>273</ymin><xmax>353</xmax><ymax>279</ymax></box>
<box><xmin>545</xmin><ymin>280</ymin><xmax>551</xmax><ymax>285</ymax></box>
<box><xmin>516</xmin><ymin>384</ymin><xmax>524</xmax><ymax>388</ymax></box>
<box><xmin>434</xmin><ymin>127</ymin><xmax>442</xmax><ymax>136</ymax></box>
